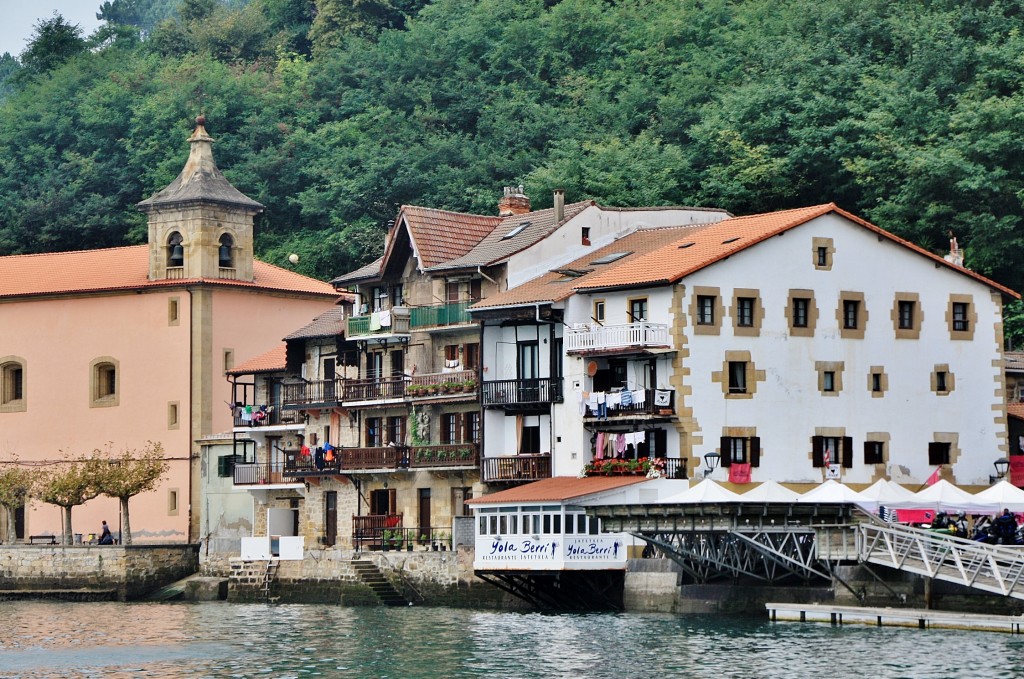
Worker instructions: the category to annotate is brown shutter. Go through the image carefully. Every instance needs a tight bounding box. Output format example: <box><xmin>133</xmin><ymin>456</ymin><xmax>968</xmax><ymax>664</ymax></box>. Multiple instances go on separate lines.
<box><xmin>719</xmin><ymin>437</ymin><xmax>731</xmax><ymax>467</ymax></box>
<box><xmin>749</xmin><ymin>437</ymin><xmax>761</xmax><ymax>467</ymax></box>
<box><xmin>842</xmin><ymin>437</ymin><xmax>853</xmax><ymax>468</ymax></box>
<box><xmin>928</xmin><ymin>442</ymin><xmax>948</xmax><ymax>466</ymax></box>
<box><xmin>812</xmin><ymin>436</ymin><xmax>824</xmax><ymax>467</ymax></box>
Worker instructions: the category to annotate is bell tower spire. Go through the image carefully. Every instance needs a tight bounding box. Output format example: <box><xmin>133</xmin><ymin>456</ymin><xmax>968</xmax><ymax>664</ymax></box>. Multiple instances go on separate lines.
<box><xmin>138</xmin><ymin>116</ymin><xmax>263</xmax><ymax>282</ymax></box>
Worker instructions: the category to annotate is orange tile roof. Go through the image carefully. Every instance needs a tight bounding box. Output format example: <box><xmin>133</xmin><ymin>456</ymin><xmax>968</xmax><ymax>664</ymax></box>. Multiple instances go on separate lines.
<box><xmin>471</xmin><ymin>224</ymin><xmax>712</xmax><ymax>309</ymax></box>
<box><xmin>227</xmin><ymin>345</ymin><xmax>287</xmax><ymax>375</ymax></box>
<box><xmin>1008</xmin><ymin>403</ymin><xmax>1024</xmax><ymax>421</ymax></box>
<box><xmin>465</xmin><ymin>475</ymin><xmax>648</xmax><ymax>504</ymax></box>
<box><xmin>573</xmin><ymin>203</ymin><xmax>1019</xmax><ymax>298</ymax></box>
<box><xmin>0</xmin><ymin>245</ymin><xmax>339</xmax><ymax>299</ymax></box>
<box><xmin>398</xmin><ymin>205</ymin><xmax>500</xmax><ymax>269</ymax></box>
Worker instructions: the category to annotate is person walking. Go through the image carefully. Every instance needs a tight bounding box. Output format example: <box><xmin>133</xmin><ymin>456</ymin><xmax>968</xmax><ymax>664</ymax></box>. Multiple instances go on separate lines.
<box><xmin>994</xmin><ymin>509</ymin><xmax>1018</xmax><ymax>546</ymax></box>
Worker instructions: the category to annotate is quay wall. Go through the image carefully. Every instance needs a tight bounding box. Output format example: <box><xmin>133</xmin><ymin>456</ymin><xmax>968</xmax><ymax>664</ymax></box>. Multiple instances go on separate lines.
<box><xmin>0</xmin><ymin>544</ymin><xmax>199</xmax><ymax>601</ymax></box>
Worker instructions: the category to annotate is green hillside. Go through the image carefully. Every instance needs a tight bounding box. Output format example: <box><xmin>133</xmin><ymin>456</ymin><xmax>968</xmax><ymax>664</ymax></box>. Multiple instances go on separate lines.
<box><xmin>2</xmin><ymin>0</ymin><xmax>1024</xmax><ymax>337</ymax></box>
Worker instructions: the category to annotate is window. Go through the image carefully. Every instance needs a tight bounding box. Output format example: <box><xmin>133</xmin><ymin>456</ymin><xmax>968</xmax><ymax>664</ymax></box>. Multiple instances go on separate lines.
<box><xmin>168</xmin><ymin>402</ymin><xmax>179</xmax><ymax>429</ymax></box>
<box><xmin>223</xmin><ymin>349</ymin><xmax>234</xmax><ymax>372</ymax></box>
<box><xmin>817</xmin><ymin>247</ymin><xmax>828</xmax><ymax>266</ymax></box>
<box><xmin>441</xmin><ymin>413</ymin><xmax>458</xmax><ymax>444</ymax></box>
<box><xmin>935</xmin><ymin>371</ymin><xmax>947</xmax><ymax>392</ymax></box>
<box><xmin>816</xmin><ymin>361</ymin><xmax>844</xmax><ymax>396</ymax></box>
<box><xmin>366</xmin><ymin>417</ymin><xmax>383</xmax><ymax>447</ymax></box>
<box><xmin>872</xmin><ymin>373</ymin><xmax>882</xmax><ymax>393</ymax></box>
<box><xmin>813</xmin><ymin>237</ymin><xmax>834</xmax><ymax>270</ymax></box>
<box><xmin>582</xmin><ymin>226</ymin><xmax>591</xmax><ymax>245</ymax></box>
<box><xmin>737</xmin><ymin>297</ymin><xmax>754</xmax><ymax>327</ymax></box>
<box><xmin>391</xmin><ymin>284</ymin><xmax>405</xmax><ymax>307</ymax></box>
<box><xmin>952</xmin><ymin>302</ymin><xmax>969</xmax><ymax>332</ymax></box>
<box><xmin>868</xmin><ymin>367</ymin><xmax>887</xmax><ymax>397</ymax></box>
<box><xmin>793</xmin><ymin>298</ymin><xmax>809</xmax><ymax>328</ymax></box>
<box><xmin>843</xmin><ymin>300</ymin><xmax>860</xmax><ymax>329</ymax></box>
<box><xmin>932</xmin><ymin>365</ymin><xmax>954</xmax><ymax>395</ymax></box>
<box><xmin>469</xmin><ymin>279</ymin><xmax>481</xmax><ymax>302</ymax></box>
<box><xmin>372</xmin><ymin>286</ymin><xmax>387</xmax><ymax>311</ymax></box>
<box><xmin>387</xmin><ymin>416</ymin><xmax>405</xmax><ymax>445</ymax></box>
<box><xmin>1</xmin><ymin>359</ymin><xmax>25</xmax><ymax>412</ymax></box>
<box><xmin>168</xmin><ymin>298</ymin><xmax>180</xmax><ymax>325</ymax></box>
<box><xmin>728</xmin><ymin>361</ymin><xmax>747</xmax><ymax>394</ymax></box>
<box><xmin>823</xmin><ymin>371</ymin><xmax>836</xmax><ymax>392</ymax></box>
<box><xmin>697</xmin><ymin>296</ymin><xmax>715</xmax><ymax>325</ymax></box>
<box><xmin>466</xmin><ymin>412</ymin><xmax>480</xmax><ymax>443</ymax></box>
<box><xmin>520</xmin><ymin>425</ymin><xmax>541</xmax><ymax>454</ymax></box>
<box><xmin>928</xmin><ymin>441</ymin><xmax>951</xmax><ymax>466</ymax></box>
<box><xmin>446</xmin><ymin>281</ymin><xmax>461</xmax><ymax>303</ymax></box>
<box><xmin>864</xmin><ymin>441</ymin><xmax>885</xmax><ymax>465</ymax></box>
<box><xmin>898</xmin><ymin>301</ymin><xmax>915</xmax><ymax>330</ymax></box>
<box><xmin>593</xmin><ymin>300</ymin><xmax>606</xmax><ymax>324</ymax></box>
<box><xmin>719</xmin><ymin>435</ymin><xmax>760</xmax><ymax>467</ymax></box>
<box><xmin>367</xmin><ymin>352</ymin><xmax>384</xmax><ymax>380</ymax></box>
<box><xmin>812</xmin><ymin>435</ymin><xmax>853</xmax><ymax>468</ymax></box>
<box><xmin>463</xmin><ymin>343</ymin><xmax>479</xmax><ymax>371</ymax></box>
<box><xmin>90</xmin><ymin>358</ymin><xmax>119</xmax><ymax>408</ymax></box>
<box><xmin>167</xmin><ymin>232</ymin><xmax>184</xmax><ymax>268</ymax></box>
<box><xmin>628</xmin><ymin>298</ymin><xmax>648</xmax><ymax>322</ymax></box>
<box><xmin>517</xmin><ymin>341</ymin><xmax>538</xmax><ymax>380</ymax></box>
<box><xmin>168</xmin><ymin>489</ymin><xmax>179</xmax><ymax>516</ymax></box>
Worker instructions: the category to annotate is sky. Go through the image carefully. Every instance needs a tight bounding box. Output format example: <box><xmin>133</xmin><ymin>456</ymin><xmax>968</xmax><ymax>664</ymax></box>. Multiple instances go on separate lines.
<box><xmin>0</xmin><ymin>1</ymin><xmax>105</xmax><ymax>58</ymax></box>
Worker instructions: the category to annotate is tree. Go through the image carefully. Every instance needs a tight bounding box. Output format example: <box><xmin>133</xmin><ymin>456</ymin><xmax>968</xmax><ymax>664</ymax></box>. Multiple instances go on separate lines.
<box><xmin>94</xmin><ymin>442</ymin><xmax>169</xmax><ymax>545</ymax></box>
<box><xmin>0</xmin><ymin>464</ymin><xmax>35</xmax><ymax>543</ymax></box>
<box><xmin>16</xmin><ymin>14</ymin><xmax>88</xmax><ymax>82</ymax></box>
<box><xmin>35</xmin><ymin>457</ymin><xmax>104</xmax><ymax>546</ymax></box>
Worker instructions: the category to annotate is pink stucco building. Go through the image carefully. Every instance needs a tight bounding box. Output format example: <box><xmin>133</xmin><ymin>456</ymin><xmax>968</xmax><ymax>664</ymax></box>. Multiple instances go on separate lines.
<box><xmin>0</xmin><ymin>118</ymin><xmax>338</xmax><ymax>543</ymax></box>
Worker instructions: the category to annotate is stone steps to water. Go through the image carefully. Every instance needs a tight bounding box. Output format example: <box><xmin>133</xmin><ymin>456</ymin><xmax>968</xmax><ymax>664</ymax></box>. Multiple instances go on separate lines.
<box><xmin>351</xmin><ymin>559</ymin><xmax>409</xmax><ymax>606</ymax></box>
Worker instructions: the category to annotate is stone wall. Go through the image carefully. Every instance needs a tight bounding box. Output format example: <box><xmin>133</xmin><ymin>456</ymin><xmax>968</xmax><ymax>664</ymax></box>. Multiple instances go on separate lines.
<box><xmin>0</xmin><ymin>544</ymin><xmax>199</xmax><ymax>600</ymax></box>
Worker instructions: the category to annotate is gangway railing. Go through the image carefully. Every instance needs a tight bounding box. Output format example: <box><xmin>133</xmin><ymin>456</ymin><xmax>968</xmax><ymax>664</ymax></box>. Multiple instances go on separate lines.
<box><xmin>856</xmin><ymin>522</ymin><xmax>1024</xmax><ymax>600</ymax></box>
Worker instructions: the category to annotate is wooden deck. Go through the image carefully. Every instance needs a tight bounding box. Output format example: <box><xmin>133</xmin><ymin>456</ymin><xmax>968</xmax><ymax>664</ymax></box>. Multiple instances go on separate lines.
<box><xmin>766</xmin><ymin>602</ymin><xmax>1024</xmax><ymax>634</ymax></box>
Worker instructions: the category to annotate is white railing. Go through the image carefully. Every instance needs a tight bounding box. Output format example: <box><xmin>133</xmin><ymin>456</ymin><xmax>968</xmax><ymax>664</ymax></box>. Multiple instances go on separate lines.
<box><xmin>565</xmin><ymin>322</ymin><xmax>670</xmax><ymax>353</ymax></box>
<box><xmin>856</xmin><ymin>522</ymin><xmax>1024</xmax><ymax>599</ymax></box>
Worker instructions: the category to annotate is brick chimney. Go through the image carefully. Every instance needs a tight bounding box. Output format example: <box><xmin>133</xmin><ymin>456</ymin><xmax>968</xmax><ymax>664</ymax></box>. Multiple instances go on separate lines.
<box><xmin>498</xmin><ymin>185</ymin><xmax>530</xmax><ymax>216</ymax></box>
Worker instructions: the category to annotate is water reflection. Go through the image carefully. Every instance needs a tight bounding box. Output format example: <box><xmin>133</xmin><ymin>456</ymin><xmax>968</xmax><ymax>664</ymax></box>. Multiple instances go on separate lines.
<box><xmin>0</xmin><ymin>602</ymin><xmax>1021</xmax><ymax>678</ymax></box>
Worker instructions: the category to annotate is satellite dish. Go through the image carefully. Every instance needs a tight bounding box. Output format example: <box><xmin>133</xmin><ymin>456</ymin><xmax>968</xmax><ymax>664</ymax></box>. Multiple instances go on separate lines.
<box><xmin>586</xmin><ymin>361</ymin><xmax>599</xmax><ymax>377</ymax></box>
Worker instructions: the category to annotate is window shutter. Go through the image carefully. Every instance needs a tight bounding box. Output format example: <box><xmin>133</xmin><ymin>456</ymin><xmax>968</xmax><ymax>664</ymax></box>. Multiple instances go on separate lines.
<box><xmin>719</xmin><ymin>437</ymin><xmax>731</xmax><ymax>467</ymax></box>
<box><xmin>842</xmin><ymin>437</ymin><xmax>854</xmax><ymax>468</ymax></box>
<box><xmin>928</xmin><ymin>442</ymin><xmax>949</xmax><ymax>466</ymax></box>
<box><xmin>387</xmin><ymin>488</ymin><xmax>397</xmax><ymax>514</ymax></box>
<box><xmin>863</xmin><ymin>441</ymin><xmax>874</xmax><ymax>464</ymax></box>
<box><xmin>749</xmin><ymin>437</ymin><xmax>760</xmax><ymax>467</ymax></box>
<box><xmin>812</xmin><ymin>436</ymin><xmax>824</xmax><ymax>467</ymax></box>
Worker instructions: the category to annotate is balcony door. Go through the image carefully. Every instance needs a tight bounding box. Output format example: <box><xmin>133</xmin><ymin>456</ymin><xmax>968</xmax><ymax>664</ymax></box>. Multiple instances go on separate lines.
<box><xmin>322</xmin><ymin>357</ymin><xmax>336</xmax><ymax>400</ymax></box>
<box><xmin>418</xmin><ymin>488</ymin><xmax>431</xmax><ymax>539</ymax></box>
<box><xmin>517</xmin><ymin>341</ymin><xmax>539</xmax><ymax>402</ymax></box>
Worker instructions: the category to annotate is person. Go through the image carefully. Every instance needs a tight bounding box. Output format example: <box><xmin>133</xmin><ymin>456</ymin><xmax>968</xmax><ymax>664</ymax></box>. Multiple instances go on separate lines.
<box><xmin>994</xmin><ymin>508</ymin><xmax>1018</xmax><ymax>546</ymax></box>
<box><xmin>951</xmin><ymin>511</ymin><xmax>968</xmax><ymax>539</ymax></box>
<box><xmin>98</xmin><ymin>521</ymin><xmax>114</xmax><ymax>545</ymax></box>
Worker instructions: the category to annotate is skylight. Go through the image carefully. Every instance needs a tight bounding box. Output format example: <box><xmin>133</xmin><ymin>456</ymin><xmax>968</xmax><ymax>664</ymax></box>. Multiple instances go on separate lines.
<box><xmin>722</xmin><ymin>237</ymin><xmax>740</xmax><ymax>244</ymax></box>
<box><xmin>589</xmin><ymin>252</ymin><xmax>632</xmax><ymax>265</ymax></box>
<box><xmin>501</xmin><ymin>222</ymin><xmax>531</xmax><ymax>240</ymax></box>
<box><xmin>678</xmin><ymin>242</ymin><xmax>695</xmax><ymax>249</ymax></box>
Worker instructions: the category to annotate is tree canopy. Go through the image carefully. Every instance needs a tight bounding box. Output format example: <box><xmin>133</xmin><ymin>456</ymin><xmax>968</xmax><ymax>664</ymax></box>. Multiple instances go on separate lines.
<box><xmin>1</xmin><ymin>0</ymin><xmax>1023</xmax><ymax>325</ymax></box>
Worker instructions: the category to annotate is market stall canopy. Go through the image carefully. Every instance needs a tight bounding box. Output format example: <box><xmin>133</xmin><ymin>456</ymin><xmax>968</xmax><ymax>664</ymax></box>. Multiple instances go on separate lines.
<box><xmin>970</xmin><ymin>480</ymin><xmax>1024</xmax><ymax>513</ymax></box>
<box><xmin>796</xmin><ymin>480</ymin><xmax>875</xmax><ymax>510</ymax></box>
<box><xmin>738</xmin><ymin>480</ymin><xmax>801</xmax><ymax>503</ymax></box>
<box><xmin>889</xmin><ymin>479</ymin><xmax>998</xmax><ymax>513</ymax></box>
<box><xmin>857</xmin><ymin>479</ymin><xmax>916</xmax><ymax>506</ymax></box>
<box><xmin>657</xmin><ymin>478</ymin><xmax>745</xmax><ymax>504</ymax></box>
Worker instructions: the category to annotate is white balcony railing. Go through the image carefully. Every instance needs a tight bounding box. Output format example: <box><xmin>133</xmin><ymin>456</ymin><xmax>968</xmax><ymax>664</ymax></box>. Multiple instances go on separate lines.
<box><xmin>565</xmin><ymin>322</ymin><xmax>669</xmax><ymax>353</ymax></box>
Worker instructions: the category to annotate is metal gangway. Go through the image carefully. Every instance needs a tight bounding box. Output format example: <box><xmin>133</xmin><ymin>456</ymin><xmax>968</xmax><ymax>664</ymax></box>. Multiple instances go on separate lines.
<box><xmin>856</xmin><ymin>522</ymin><xmax>1024</xmax><ymax>600</ymax></box>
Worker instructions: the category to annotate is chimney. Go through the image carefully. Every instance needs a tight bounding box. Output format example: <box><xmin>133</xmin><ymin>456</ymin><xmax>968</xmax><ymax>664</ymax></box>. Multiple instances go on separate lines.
<box><xmin>498</xmin><ymin>185</ymin><xmax>530</xmax><ymax>216</ymax></box>
<box><xmin>943</xmin><ymin>231</ymin><xmax>964</xmax><ymax>267</ymax></box>
<box><xmin>553</xmin><ymin>188</ymin><xmax>565</xmax><ymax>223</ymax></box>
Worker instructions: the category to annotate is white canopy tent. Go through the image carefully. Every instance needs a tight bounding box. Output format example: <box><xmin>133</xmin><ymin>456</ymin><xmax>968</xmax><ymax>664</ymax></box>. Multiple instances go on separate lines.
<box><xmin>888</xmin><ymin>479</ymin><xmax>998</xmax><ymax>513</ymax></box>
<box><xmin>796</xmin><ymin>480</ymin><xmax>875</xmax><ymax>510</ymax></box>
<box><xmin>856</xmin><ymin>479</ymin><xmax>916</xmax><ymax>508</ymax></box>
<box><xmin>738</xmin><ymin>480</ymin><xmax>801</xmax><ymax>503</ymax></box>
<box><xmin>656</xmin><ymin>478</ymin><xmax>745</xmax><ymax>504</ymax></box>
<box><xmin>970</xmin><ymin>480</ymin><xmax>1024</xmax><ymax>513</ymax></box>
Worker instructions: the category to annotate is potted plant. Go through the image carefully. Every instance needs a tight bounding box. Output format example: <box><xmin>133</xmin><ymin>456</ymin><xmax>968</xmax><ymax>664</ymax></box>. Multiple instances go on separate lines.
<box><xmin>420</xmin><ymin>534</ymin><xmax>429</xmax><ymax>551</ymax></box>
<box><xmin>462</xmin><ymin>379</ymin><xmax>477</xmax><ymax>393</ymax></box>
<box><xmin>438</xmin><ymin>531</ymin><xmax>449</xmax><ymax>551</ymax></box>
<box><xmin>382</xmin><ymin>529</ymin><xmax>392</xmax><ymax>552</ymax></box>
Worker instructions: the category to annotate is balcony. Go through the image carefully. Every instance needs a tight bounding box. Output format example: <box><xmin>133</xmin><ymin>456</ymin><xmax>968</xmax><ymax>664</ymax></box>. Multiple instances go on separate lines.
<box><xmin>232</xmin><ymin>403</ymin><xmax>302</xmax><ymax>428</ymax></box>
<box><xmin>406</xmin><ymin>369</ymin><xmax>477</xmax><ymax>400</ymax></box>
<box><xmin>583</xmin><ymin>388</ymin><xmax>676</xmax><ymax>420</ymax></box>
<box><xmin>346</xmin><ymin>307</ymin><xmax>410</xmax><ymax>340</ymax></box>
<box><xmin>409</xmin><ymin>301</ymin><xmax>473</xmax><ymax>329</ymax></box>
<box><xmin>565</xmin><ymin>321</ymin><xmax>670</xmax><ymax>354</ymax></box>
<box><xmin>481</xmin><ymin>378</ymin><xmax>563</xmax><ymax>410</ymax></box>
<box><xmin>233</xmin><ymin>461</ymin><xmax>295</xmax><ymax>486</ymax></box>
<box><xmin>281</xmin><ymin>380</ymin><xmax>343</xmax><ymax>408</ymax></box>
<box><xmin>342</xmin><ymin>376</ymin><xmax>407</xmax><ymax>404</ymax></box>
<box><xmin>482</xmin><ymin>454</ymin><xmax>552</xmax><ymax>483</ymax></box>
<box><xmin>408</xmin><ymin>443</ymin><xmax>479</xmax><ymax>469</ymax></box>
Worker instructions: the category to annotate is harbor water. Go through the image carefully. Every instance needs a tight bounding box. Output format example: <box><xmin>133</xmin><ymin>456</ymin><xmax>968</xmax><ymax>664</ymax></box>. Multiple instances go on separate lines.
<box><xmin>1</xmin><ymin>600</ymin><xmax>1022</xmax><ymax>678</ymax></box>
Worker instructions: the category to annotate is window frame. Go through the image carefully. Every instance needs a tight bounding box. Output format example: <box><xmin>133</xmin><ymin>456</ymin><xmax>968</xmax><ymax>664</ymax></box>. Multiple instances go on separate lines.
<box><xmin>837</xmin><ymin>292</ymin><xmax>867</xmax><ymax>339</ymax></box>
<box><xmin>0</xmin><ymin>357</ymin><xmax>26</xmax><ymax>413</ymax></box>
<box><xmin>786</xmin><ymin>289</ymin><xmax>817</xmax><ymax>337</ymax></box>
<box><xmin>947</xmin><ymin>295</ymin><xmax>976</xmax><ymax>340</ymax></box>
<box><xmin>697</xmin><ymin>296</ymin><xmax>715</xmax><ymax>325</ymax></box>
<box><xmin>89</xmin><ymin>357</ymin><xmax>120</xmax><ymax>408</ymax></box>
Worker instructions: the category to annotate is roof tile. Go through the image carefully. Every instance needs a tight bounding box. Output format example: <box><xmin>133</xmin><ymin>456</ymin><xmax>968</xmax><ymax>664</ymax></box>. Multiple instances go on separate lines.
<box><xmin>401</xmin><ymin>206</ymin><xmax>500</xmax><ymax>269</ymax></box>
<box><xmin>227</xmin><ymin>345</ymin><xmax>286</xmax><ymax>375</ymax></box>
<box><xmin>466</xmin><ymin>476</ymin><xmax>649</xmax><ymax>504</ymax></box>
<box><xmin>283</xmin><ymin>306</ymin><xmax>346</xmax><ymax>340</ymax></box>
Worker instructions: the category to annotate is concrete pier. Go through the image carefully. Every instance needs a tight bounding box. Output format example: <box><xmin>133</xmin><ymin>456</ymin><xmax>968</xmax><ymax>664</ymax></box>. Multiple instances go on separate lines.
<box><xmin>766</xmin><ymin>602</ymin><xmax>1024</xmax><ymax>634</ymax></box>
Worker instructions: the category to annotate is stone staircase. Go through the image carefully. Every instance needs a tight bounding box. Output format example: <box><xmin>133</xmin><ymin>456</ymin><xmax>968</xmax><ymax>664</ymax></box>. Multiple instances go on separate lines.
<box><xmin>351</xmin><ymin>558</ymin><xmax>409</xmax><ymax>606</ymax></box>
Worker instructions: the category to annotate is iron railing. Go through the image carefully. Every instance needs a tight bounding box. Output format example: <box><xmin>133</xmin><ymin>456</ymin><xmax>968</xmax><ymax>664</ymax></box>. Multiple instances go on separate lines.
<box><xmin>233</xmin><ymin>461</ymin><xmax>290</xmax><ymax>485</ymax></box>
<box><xmin>482</xmin><ymin>454</ymin><xmax>552</xmax><ymax>483</ymax></box>
<box><xmin>481</xmin><ymin>378</ymin><xmax>563</xmax><ymax>407</ymax></box>
<box><xmin>583</xmin><ymin>388</ymin><xmax>675</xmax><ymax>418</ymax></box>
<box><xmin>409</xmin><ymin>301</ymin><xmax>472</xmax><ymax>328</ymax></box>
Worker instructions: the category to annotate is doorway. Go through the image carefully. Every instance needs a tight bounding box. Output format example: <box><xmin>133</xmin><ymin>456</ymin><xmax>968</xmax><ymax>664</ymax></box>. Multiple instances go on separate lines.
<box><xmin>418</xmin><ymin>488</ymin><xmax>431</xmax><ymax>539</ymax></box>
<box><xmin>324</xmin><ymin>491</ymin><xmax>337</xmax><ymax>547</ymax></box>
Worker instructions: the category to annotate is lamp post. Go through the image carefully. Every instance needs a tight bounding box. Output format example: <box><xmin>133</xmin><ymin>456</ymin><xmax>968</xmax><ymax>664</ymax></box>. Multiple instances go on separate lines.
<box><xmin>703</xmin><ymin>451</ymin><xmax>721</xmax><ymax>479</ymax></box>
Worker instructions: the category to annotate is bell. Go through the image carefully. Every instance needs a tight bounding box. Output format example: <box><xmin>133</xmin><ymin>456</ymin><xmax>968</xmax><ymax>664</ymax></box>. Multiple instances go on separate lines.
<box><xmin>169</xmin><ymin>243</ymin><xmax>184</xmax><ymax>266</ymax></box>
<box><xmin>219</xmin><ymin>243</ymin><xmax>232</xmax><ymax>267</ymax></box>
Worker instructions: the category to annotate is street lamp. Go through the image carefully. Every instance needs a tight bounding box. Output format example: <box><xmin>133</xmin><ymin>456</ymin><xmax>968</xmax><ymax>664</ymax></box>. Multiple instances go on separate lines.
<box><xmin>994</xmin><ymin>457</ymin><xmax>1010</xmax><ymax>481</ymax></box>
<box><xmin>703</xmin><ymin>451</ymin><xmax>721</xmax><ymax>478</ymax></box>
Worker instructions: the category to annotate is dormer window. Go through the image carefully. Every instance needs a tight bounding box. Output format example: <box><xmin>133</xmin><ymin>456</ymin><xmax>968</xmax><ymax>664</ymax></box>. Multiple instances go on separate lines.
<box><xmin>218</xmin><ymin>234</ymin><xmax>234</xmax><ymax>268</ymax></box>
<box><xmin>167</xmin><ymin>232</ymin><xmax>184</xmax><ymax>267</ymax></box>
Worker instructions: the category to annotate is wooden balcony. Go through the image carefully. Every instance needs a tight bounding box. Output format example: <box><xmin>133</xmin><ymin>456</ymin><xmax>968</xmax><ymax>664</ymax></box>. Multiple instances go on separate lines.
<box><xmin>339</xmin><ymin>446</ymin><xmax>404</xmax><ymax>471</ymax></box>
<box><xmin>342</xmin><ymin>376</ymin><xmax>407</xmax><ymax>403</ymax></box>
<box><xmin>408</xmin><ymin>443</ymin><xmax>479</xmax><ymax>469</ymax></box>
<box><xmin>232</xmin><ymin>403</ymin><xmax>302</xmax><ymax>427</ymax></box>
<box><xmin>406</xmin><ymin>369</ymin><xmax>477</xmax><ymax>399</ymax></box>
<box><xmin>281</xmin><ymin>380</ymin><xmax>343</xmax><ymax>408</ymax></box>
<box><xmin>565</xmin><ymin>321</ymin><xmax>670</xmax><ymax>354</ymax></box>
<box><xmin>481</xmin><ymin>378</ymin><xmax>563</xmax><ymax>409</ymax></box>
<box><xmin>352</xmin><ymin>513</ymin><xmax>403</xmax><ymax>550</ymax></box>
<box><xmin>346</xmin><ymin>307</ymin><xmax>410</xmax><ymax>339</ymax></box>
<box><xmin>482</xmin><ymin>454</ymin><xmax>552</xmax><ymax>483</ymax></box>
<box><xmin>409</xmin><ymin>301</ymin><xmax>473</xmax><ymax>329</ymax></box>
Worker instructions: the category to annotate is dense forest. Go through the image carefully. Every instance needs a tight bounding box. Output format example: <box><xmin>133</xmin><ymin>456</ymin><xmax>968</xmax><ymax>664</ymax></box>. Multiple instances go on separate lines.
<box><xmin>2</xmin><ymin>0</ymin><xmax>1024</xmax><ymax>338</ymax></box>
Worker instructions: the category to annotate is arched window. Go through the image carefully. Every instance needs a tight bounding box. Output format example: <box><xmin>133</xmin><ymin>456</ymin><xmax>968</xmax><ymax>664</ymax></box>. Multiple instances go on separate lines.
<box><xmin>90</xmin><ymin>357</ymin><xmax>119</xmax><ymax>408</ymax></box>
<box><xmin>218</xmin><ymin>233</ymin><xmax>234</xmax><ymax>268</ymax></box>
<box><xmin>0</xmin><ymin>357</ymin><xmax>26</xmax><ymax>413</ymax></box>
<box><xmin>167</xmin><ymin>232</ymin><xmax>184</xmax><ymax>267</ymax></box>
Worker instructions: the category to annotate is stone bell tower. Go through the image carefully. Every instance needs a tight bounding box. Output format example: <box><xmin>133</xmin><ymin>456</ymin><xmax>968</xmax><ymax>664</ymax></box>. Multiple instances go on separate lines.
<box><xmin>138</xmin><ymin>116</ymin><xmax>263</xmax><ymax>282</ymax></box>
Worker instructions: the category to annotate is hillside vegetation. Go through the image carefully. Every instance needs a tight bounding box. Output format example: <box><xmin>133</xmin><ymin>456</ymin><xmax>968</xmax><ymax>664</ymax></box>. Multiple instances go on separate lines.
<box><xmin>2</xmin><ymin>0</ymin><xmax>1024</xmax><ymax>335</ymax></box>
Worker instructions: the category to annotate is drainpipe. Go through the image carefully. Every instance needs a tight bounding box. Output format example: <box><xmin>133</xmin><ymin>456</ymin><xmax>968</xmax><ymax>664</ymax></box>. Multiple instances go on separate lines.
<box><xmin>476</xmin><ymin>266</ymin><xmax>497</xmax><ymax>285</ymax></box>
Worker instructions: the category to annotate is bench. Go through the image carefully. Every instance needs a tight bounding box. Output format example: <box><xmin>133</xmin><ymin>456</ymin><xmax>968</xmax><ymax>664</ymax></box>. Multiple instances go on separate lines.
<box><xmin>28</xmin><ymin>535</ymin><xmax>57</xmax><ymax>545</ymax></box>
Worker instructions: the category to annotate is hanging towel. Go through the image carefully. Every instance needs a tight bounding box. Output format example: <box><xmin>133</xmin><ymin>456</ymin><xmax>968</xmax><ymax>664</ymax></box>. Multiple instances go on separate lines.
<box><xmin>607</xmin><ymin>392</ymin><xmax>621</xmax><ymax>409</ymax></box>
<box><xmin>654</xmin><ymin>389</ymin><xmax>671</xmax><ymax>407</ymax></box>
<box><xmin>632</xmin><ymin>390</ymin><xmax>646</xmax><ymax>405</ymax></box>
<box><xmin>615</xmin><ymin>434</ymin><xmax>626</xmax><ymax>454</ymax></box>
<box><xmin>595</xmin><ymin>433</ymin><xmax>605</xmax><ymax>459</ymax></box>
<box><xmin>379</xmin><ymin>309</ymin><xmax>392</xmax><ymax>327</ymax></box>
<box><xmin>369</xmin><ymin>312</ymin><xmax>382</xmax><ymax>331</ymax></box>
<box><xmin>619</xmin><ymin>390</ymin><xmax>633</xmax><ymax>408</ymax></box>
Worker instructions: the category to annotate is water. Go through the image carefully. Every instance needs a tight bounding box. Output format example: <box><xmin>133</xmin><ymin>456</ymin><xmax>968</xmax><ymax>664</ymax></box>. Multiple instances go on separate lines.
<box><xmin>0</xmin><ymin>601</ymin><xmax>1022</xmax><ymax>678</ymax></box>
